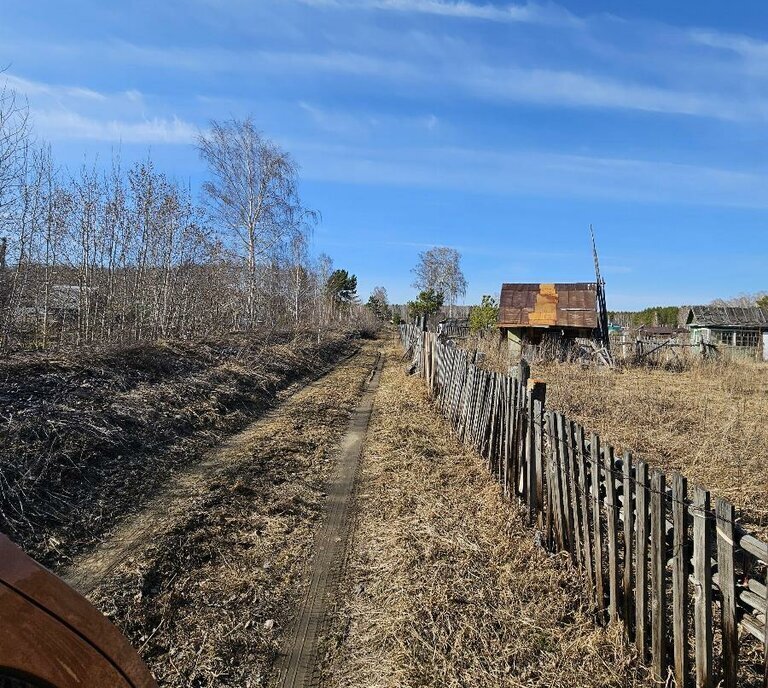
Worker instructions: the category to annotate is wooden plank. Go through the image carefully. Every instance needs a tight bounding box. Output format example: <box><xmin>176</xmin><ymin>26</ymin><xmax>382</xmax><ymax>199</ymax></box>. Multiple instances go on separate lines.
<box><xmin>515</xmin><ymin>365</ymin><xmax>530</xmax><ymax>500</ymax></box>
<box><xmin>518</xmin><ymin>386</ymin><xmax>529</xmax><ymax>500</ymax></box>
<box><xmin>604</xmin><ymin>445</ymin><xmax>621</xmax><ymax>624</ymax></box>
<box><xmin>488</xmin><ymin>373</ymin><xmax>500</xmax><ymax>472</ymax></box>
<box><xmin>763</xmin><ymin>566</ymin><xmax>767</xmax><ymax>688</ymax></box>
<box><xmin>525</xmin><ymin>391</ymin><xmax>535</xmax><ymax>523</ymax></box>
<box><xmin>566</xmin><ymin>420</ymin><xmax>583</xmax><ymax>570</ymax></box>
<box><xmin>622</xmin><ymin>450</ymin><xmax>634</xmax><ymax>636</ymax></box>
<box><xmin>556</xmin><ymin>413</ymin><xmax>573</xmax><ymax>555</ymax></box>
<box><xmin>576</xmin><ymin>424</ymin><xmax>594</xmax><ymax>594</ymax></box>
<box><xmin>551</xmin><ymin>412</ymin><xmax>567</xmax><ymax>551</ymax></box>
<box><xmin>531</xmin><ymin>386</ymin><xmax>546</xmax><ymax>530</ymax></box>
<box><xmin>672</xmin><ymin>472</ymin><xmax>689</xmax><ymax>688</ymax></box>
<box><xmin>635</xmin><ymin>460</ymin><xmax>649</xmax><ymax>660</ymax></box>
<box><xmin>545</xmin><ymin>411</ymin><xmax>555</xmax><ymax>548</ymax></box>
<box><xmin>507</xmin><ymin>376</ymin><xmax>517</xmax><ymax>490</ymax></box>
<box><xmin>591</xmin><ymin>433</ymin><xmax>605</xmax><ymax>617</ymax></box>
<box><xmin>715</xmin><ymin>497</ymin><xmax>738</xmax><ymax>688</ymax></box>
<box><xmin>692</xmin><ymin>486</ymin><xmax>713</xmax><ymax>688</ymax></box>
<box><xmin>650</xmin><ymin>469</ymin><xmax>668</xmax><ymax>682</ymax></box>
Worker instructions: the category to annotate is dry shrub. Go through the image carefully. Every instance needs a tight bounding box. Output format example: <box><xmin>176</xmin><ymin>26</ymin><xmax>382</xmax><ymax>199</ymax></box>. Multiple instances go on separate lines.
<box><xmin>0</xmin><ymin>329</ymin><xmax>356</xmax><ymax>568</ymax></box>
<box><xmin>323</xmin><ymin>343</ymin><xmax>649</xmax><ymax>688</ymax></box>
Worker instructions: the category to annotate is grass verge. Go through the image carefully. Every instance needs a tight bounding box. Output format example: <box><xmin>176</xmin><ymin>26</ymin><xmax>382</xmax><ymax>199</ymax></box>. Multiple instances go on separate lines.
<box><xmin>323</xmin><ymin>342</ymin><xmax>650</xmax><ymax>688</ymax></box>
<box><xmin>0</xmin><ymin>329</ymin><xmax>355</xmax><ymax>568</ymax></box>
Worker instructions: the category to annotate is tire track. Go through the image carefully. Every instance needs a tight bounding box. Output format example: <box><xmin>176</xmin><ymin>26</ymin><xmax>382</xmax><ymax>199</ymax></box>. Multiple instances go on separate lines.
<box><xmin>273</xmin><ymin>351</ymin><xmax>384</xmax><ymax>688</ymax></box>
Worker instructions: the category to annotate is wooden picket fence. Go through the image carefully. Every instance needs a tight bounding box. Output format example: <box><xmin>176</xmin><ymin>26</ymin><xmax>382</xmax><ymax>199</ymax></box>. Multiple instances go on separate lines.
<box><xmin>400</xmin><ymin>324</ymin><xmax>768</xmax><ymax>688</ymax></box>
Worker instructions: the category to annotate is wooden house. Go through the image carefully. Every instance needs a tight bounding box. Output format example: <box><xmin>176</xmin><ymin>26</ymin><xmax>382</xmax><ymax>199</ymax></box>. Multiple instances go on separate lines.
<box><xmin>497</xmin><ymin>283</ymin><xmax>602</xmax><ymax>358</ymax></box>
<box><xmin>682</xmin><ymin>306</ymin><xmax>768</xmax><ymax>360</ymax></box>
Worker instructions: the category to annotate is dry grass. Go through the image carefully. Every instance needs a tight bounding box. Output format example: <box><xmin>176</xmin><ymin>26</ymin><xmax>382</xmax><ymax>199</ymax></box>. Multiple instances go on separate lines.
<box><xmin>536</xmin><ymin>358</ymin><xmax>768</xmax><ymax>539</ymax></box>
<box><xmin>0</xmin><ymin>329</ymin><xmax>356</xmax><ymax>568</ymax></box>
<box><xmin>465</xmin><ymin>333</ymin><xmax>768</xmax><ymax>540</ymax></box>
<box><xmin>78</xmin><ymin>342</ymin><xmax>380</xmax><ymax>687</ymax></box>
<box><xmin>322</xmin><ymin>342</ymin><xmax>650</xmax><ymax>688</ymax></box>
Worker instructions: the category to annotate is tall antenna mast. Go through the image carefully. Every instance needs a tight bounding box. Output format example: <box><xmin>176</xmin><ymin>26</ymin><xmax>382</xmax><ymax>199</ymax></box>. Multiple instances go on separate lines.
<box><xmin>590</xmin><ymin>225</ymin><xmax>611</xmax><ymax>360</ymax></box>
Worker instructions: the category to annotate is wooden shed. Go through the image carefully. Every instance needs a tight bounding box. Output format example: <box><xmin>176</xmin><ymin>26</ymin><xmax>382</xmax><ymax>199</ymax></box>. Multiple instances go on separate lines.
<box><xmin>682</xmin><ymin>306</ymin><xmax>768</xmax><ymax>361</ymax></box>
<box><xmin>497</xmin><ymin>283</ymin><xmax>601</xmax><ymax>358</ymax></box>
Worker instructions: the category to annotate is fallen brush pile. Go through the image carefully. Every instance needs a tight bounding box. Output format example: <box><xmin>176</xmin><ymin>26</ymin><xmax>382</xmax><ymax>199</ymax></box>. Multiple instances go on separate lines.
<box><xmin>0</xmin><ymin>329</ymin><xmax>357</xmax><ymax>568</ymax></box>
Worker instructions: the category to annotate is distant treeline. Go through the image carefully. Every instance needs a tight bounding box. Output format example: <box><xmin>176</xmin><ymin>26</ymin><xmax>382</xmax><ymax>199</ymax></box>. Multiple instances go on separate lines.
<box><xmin>608</xmin><ymin>306</ymin><xmax>680</xmax><ymax>328</ymax></box>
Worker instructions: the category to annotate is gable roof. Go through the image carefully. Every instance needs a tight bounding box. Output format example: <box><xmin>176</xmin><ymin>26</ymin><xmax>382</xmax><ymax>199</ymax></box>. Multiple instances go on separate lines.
<box><xmin>498</xmin><ymin>283</ymin><xmax>598</xmax><ymax>329</ymax></box>
<box><xmin>684</xmin><ymin>306</ymin><xmax>768</xmax><ymax>329</ymax></box>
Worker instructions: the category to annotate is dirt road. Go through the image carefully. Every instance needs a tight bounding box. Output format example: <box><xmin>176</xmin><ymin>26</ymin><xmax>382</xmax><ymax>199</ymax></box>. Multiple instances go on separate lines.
<box><xmin>63</xmin><ymin>340</ymin><xmax>381</xmax><ymax>687</ymax></box>
<box><xmin>272</xmin><ymin>350</ymin><xmax>383</xmax><ymax>688</ymax></box>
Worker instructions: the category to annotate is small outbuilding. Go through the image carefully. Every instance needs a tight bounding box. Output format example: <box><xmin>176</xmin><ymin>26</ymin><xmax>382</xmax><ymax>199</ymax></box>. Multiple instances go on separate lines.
<box><xmin>497</xmin><ymin>283</ymin><xmax>602</xmax><ymax>358</ymax></box>
<box><xmin>682</xmin><ymin>306</ymin><xmax>768</xmax><ymax>360</ymax></box>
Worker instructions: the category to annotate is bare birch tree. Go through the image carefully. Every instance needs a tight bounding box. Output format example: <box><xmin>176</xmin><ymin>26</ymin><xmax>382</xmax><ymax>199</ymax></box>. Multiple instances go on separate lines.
<box><xmin>411</xmin><ymin>246</ymin><xmax>467</xmax><ymax>316</ymax></box>
<box><xmin>197</xmin><ymin>118</ymin><xmax>316</xmax><ymax>328</ymax></box>
<box><xmin>0</xmin><ymin>104</ymin><xmax>335</xmax><ymax>348</ymax></box>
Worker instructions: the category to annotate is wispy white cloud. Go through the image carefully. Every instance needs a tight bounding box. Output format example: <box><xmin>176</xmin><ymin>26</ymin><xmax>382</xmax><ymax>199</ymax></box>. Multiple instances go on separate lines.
<box><xmin>31</xmin><ymin>109</ymin><xmax>196</xmax><ymax>143</ymax></box>
<box><xmin>3</xmin><ymin>73</ymin><xmax>196</xmax><ymax>144</ymax></box>
<box><xmin>297</xmin><ymin>0</ymin><xmax>579</xmax><ymax>26</ymax></box>
<box><xmin>271</xmin><ymin>50</ymin><xmax>768</xmax><ymax>120</ymax></box>
<box><xmin>459</xmin><ymin>64</ymin><xmax>763</xmax><ymax>120</ymax></box>
<box><xmin>288</xmin><ymin>140</ymin><xmax>768</xmax><ymax>208</ymax></box>
<box><xmin>298</xmin><ymin>101</ymin><xmax>440</xmax><ymax>136</ymax></box>
<box><xmin>688</xmin><ymin>29</ymin><xmax>768</xmax><ymax>61</ymax></box>
<box><xmin>86</xmin><ymin>38</ymin><xmax>768</xmax><ymax>122</ymax></box>
<box><xmin>3</xmin><ymin>73</ymin><xmax>107</xmax><ymax>102</ymax></box>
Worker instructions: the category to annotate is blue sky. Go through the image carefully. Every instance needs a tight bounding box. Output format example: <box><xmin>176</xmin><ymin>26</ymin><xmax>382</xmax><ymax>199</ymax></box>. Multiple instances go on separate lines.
<box><xmin>2</xmin><ymin>0</ymin><xmax>768</xmax><ymax>309</ymax></box>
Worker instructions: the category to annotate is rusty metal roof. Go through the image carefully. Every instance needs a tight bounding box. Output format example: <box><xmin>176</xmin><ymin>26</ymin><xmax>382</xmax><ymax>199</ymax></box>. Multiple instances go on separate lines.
<box><xmin>497</xmin><ymin>283</ymin><xmax>599</xmax><ymax>329</ymax></box>
<box><xmin>684</xmin><ymin>306</ymin><xmax>768</xmax><ymax>329</ymax></box>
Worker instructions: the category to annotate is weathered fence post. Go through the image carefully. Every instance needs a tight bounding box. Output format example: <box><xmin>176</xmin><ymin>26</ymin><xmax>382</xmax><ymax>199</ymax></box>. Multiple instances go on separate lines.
<box><xmin>532</xmin><ymin>395</ymin><xmax>546</xmax><ymax>531</ymax></box>
<box><xmin>635</xmin><ymin>460</ymin><xmax>649</xmax><ymax>660</ymax></box>
<box><xmin>671</xmin><ymin>472</ymin><xmax>689</xmax><ymax>688</ymax></box>
<box><xmin>591</xmin><ymin>433</ymin><xmax>606</xmax><ymax>618</ymax></box>
<box><xmin>692</xmin><ymin>486</ymin><xmax>713</xmax><ymax>688</ymax></box>
<box><xmin>716</xmin><ymin>497</ymin><xmax>738</xmax><ymax>688</ymax></box>
<box><xmin>604</xmin><ymin>446</ymin><xmax>621</xmax><ymax>624</ymax></box>
<box><xmin>576</xmin><ymin>424</ymin><xmax>594</xmax><ymax>594</ymax></box>
<box><xmin>763</xmin><ymin>566</ymin><xmax>767</xmax><ymax>688</ymax></box>
<box><xmin>527</xmin><ymin>381</ymin><xmax>546</xmax><ymax>525</ymax></box>
<box><xmin>566</xmin><ymin>421</ymin><xmax>584</xmax><ymax>571</ymax></box>
<box><xmin>650</xmin><ymin>469</ymin><xmax>668</xmax><ymax>681</ymax></box>
<box><xmin>622</xmin><ymin>450</ymin><xmax>634</xmax><ymax>637</ymax></box>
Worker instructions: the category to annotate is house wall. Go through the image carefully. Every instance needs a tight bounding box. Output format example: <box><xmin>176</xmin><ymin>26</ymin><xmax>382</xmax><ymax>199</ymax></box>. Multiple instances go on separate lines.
<box><xmin>690</xmin><ymin>326</ymin><xmax>765</xmax><ymax>360</ymax></box>
<box><xmin>503</xmin><ymin>326</ymin><xmax>598</xmax><ymax>362</ymax></box>
<box><xmin>506</xmin><ymin>329</ymin><xmax>523</xmax><ymax>359</ymax></box>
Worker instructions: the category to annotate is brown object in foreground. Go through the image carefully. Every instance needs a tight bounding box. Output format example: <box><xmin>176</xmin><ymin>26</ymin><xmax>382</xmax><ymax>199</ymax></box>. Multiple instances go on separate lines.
<box><xmin>0</xmin><ymin>533</ymin><xmax>157</xmax><ymax>687</ymax></box>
